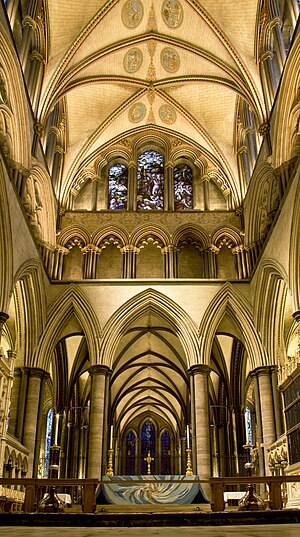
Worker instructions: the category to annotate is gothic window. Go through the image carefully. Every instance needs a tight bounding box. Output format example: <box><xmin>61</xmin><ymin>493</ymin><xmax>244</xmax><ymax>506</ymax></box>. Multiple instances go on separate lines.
<box><xmin>44</xmin><ymin>408</ymin><xmax>53</xmax><ymax>477</ymax></box>
<box><xmin>141</xmin><ymin>420</ymin><xmax>156</xmax><ymax>474</ymax></box>
<box><xmin>108</xmin><ymin>163</ymin><xmax>128</xmax><ymax>210</ymax></box>
<box><xmin>137</xmin><ymin>150</ymin><xmax>164</xmax><ymax>210</ymax></box>
<box><xmin>160</xmin><ymin>430</ymin><xmax>171</xmax><ymax>475</ymax></box>
<box><xmin>245</xmin><ymin>406</ymin><xmax>252</xmax><ymax>445</ymax></box>
<box><xmin>125</xmin><ymin>430</ymin><xmax>136</xmax><ymax>475</ymax></box>
<box><xmin>174</xmin><ymin>164</ymin><xmax>193</xmax><ymax>210</ymax></box>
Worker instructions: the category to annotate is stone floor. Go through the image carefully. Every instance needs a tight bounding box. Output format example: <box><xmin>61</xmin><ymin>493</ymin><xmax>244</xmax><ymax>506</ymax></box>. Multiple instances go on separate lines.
<box><xmin>0</xmin><ymin>525</ymin><xmax>300</xmax><ymax>537</ymax></box>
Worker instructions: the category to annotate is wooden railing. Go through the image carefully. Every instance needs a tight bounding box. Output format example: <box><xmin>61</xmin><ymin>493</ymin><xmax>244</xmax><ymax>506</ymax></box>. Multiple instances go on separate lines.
<box><xmin>1</xmin><ymin>475</ymin><xmax>300</xmax><ymax>513</ymax></box>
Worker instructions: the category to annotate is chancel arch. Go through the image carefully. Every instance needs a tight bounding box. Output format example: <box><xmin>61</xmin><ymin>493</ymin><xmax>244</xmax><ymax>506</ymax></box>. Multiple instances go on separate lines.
<box><xmin>108</xmin><ymin>302</ymin><xmax>190</xmax><ymax>476</ymax></box>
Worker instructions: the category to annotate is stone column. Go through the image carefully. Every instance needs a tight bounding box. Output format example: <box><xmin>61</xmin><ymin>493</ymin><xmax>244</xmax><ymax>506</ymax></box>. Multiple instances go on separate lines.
<box><xmin>16</xmin><ymin>367</ymin><xmax>30</xmax><ymax>441</ymax></box>
<box><xmin>102</xmin><ymin>369</ymin><xmax>112</xmax><ymax>473</ymax></box>
<box><xmin>0</xmin><ymin>312</ymin><xmax>9</xmax><ymax>343</ymax></box>
<box><xmin>121</xmin><ymin>245</ymin><xmax>139</xmax><ymax>278</ymax></box>
<box><xmin>189</xmin><ymin>364</ymin><xmax>211</xmax><ymax>500</ymax></box>
<box><xmin>87</xmin><ymin>365</ymin><xmax>110</xmax><ymax>478</ymax></box>
<box><xmin>252</xmin><ymin>366</ymin><xmax>277</xmax><ymax>475</ymax></box>
<box><xmin>22</xmin><ymin>368</ymin><xmax>46</xmax><ymax>476</ymax></box>
<box><xmin>270</xmin><ymin>17</ymin><xmax>286</xmax><ymax>71</ymax></box>
<box><xmin>162</xmin><ymin>245</ymin><xmax>177</xmax><ymax>278</ymax></box>
<box><xmin>82</xmin><ymin>245</ymin><xmax>100</xmax><ymax>279</ymax></box>
<box><xmin>165</xmin><ymin>160</ymin><xmax>174</xmax><ymax>211</ymax></box>
<box><xmin>202</xmin><ymin>175</ymin><xmax>210</xmax><ymax>210</ymax></box>
<box><xmin>33</xmin><ymin>370</ymin><xmax>50</xmax><ymax>477</ymax></box>
<box><xmin>27</xmin><ymin>50</ymin><xmax>44</xmax><ymax>113</ymax></box>
<box><xmin>45</xmin><ymin>126</ymin><xmax>60</xmax><ymax>174</ymax></box>
<box><xmin>128</xmin><ymin>161</ymin><xmax>137</xmax><ymax>211</ymax></box>
<box><xmin>19</xmin><ymin>15</ymin><xmax>37</xmax><ymax>69</ymax></box>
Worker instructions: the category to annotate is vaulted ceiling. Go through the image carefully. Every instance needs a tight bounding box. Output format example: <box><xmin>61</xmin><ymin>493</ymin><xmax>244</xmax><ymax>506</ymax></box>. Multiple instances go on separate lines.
<box><xmin>39</xmin><ymin>0</ymin><xmax>266</xmax><ymax>205</ymax></box>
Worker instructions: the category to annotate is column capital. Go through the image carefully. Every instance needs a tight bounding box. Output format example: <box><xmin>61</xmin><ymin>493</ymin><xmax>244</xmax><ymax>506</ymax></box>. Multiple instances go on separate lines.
<box><xmin>250</xmin><ymin>365</ymin><xmax>273</xmax><ymax>378</ymax></box>
<box><xmin>29</xmin><ymin>367</ymin><xmax>48</xmax><ymax>380</ymax></box>
<box><xmin>22</xmin><ymin>15</ymin><xmax>37</xmax><ymax>30</ymax></box>
<box><xmin>89</xmin><ymin>364</ymin><xmax>111</xmax><ymax>377</ymax></box>
<box><xmin>0</xmin><ymin>312</ymin><xmax>9</xmax><ymax>326</ymax></box>
<box><xmin>292</xmin><ymin>310</ymin><xmax>300</xmax><ymax>324</ymax></box>
<box><xmin>188</xmin><ymin>364</ymin><xmax>211</xmax><ymax>376</ymax></box>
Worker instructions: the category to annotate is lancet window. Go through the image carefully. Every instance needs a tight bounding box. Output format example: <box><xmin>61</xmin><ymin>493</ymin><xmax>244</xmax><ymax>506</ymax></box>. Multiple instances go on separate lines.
<box><xmin>43</xmin><ymin>408</ymin><xmax>53</xmax><ymax>477</ymax></box>
<box><xmin>108</xmin><ymin>163</ymin><xmax>128</xmax><ymax>210</ymax></box>
<box><xmin>137</xmin><ymin>150</ymin><xmax>164</xmax><ymax>210</ymax></box>
<box><xmin>125</xmin><ymin>430</ymin><xmax>136</xmax><ymax>475</ymax></box>
<box><xmin>141</xmin><ymin>420</ymin><xmax>156</xmax><ymax>474</ymax></box>
<box><xmin>160</xmin><ymin>430</ymin><xmax>172</xmax><ymax>474</ymax></box>
<box><xmin>174</xmin><ymin>164</ymin><xmax>193</xmax><ymax>210</ymax></box>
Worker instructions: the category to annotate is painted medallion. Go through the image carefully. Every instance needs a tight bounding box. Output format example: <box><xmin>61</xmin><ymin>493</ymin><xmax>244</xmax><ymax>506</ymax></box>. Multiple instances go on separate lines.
<box><xmin>124</xmin><ymin>48</ymin><xmax>143</xmax><ymax>72</ymax></box>
<box><xmin>122</xmin><ymin>0</ymin><xmax>144</xmax><ymax>28</ymax></box>
<box><xmin>129</xmin><ymin>102</ymin><xmax>146</xmax><ymax>122</ymax></box>
<box><xmin>162</xmin><ymin>0</ymin><xmax>183</xmax><ymax>28</ymax></box>
<box><xmin>159</xmin><ymin>104</ymin><xmax>176</xmax><ymax>124</ymax></box>
<box><xmin>161</xmin><ymin>47</ymin><xmax>180</xmax><ymax>72</ymax></box>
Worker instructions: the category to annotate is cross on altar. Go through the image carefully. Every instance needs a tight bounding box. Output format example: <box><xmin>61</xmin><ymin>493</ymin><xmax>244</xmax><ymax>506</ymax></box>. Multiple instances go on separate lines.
<box><xmin>144</xmin><ymin>450</ymin><xmax>154</xmax><ymax>475</ymax></box>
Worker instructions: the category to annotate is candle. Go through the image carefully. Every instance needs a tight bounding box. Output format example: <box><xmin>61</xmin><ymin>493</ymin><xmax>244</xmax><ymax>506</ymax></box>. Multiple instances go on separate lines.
<box><xmin>110</xmin><ymin>425</ymin><xmax>113</xmax><ymax>449</ymax></box>
<box><xmin>54</xmin><ymin>413</ymin><xmax>59</xmax><ymax>445</ymax></box>
<box><xmin>186</xmin><ymin>424</ymin><xmax>190</xmax><ymax>449</ymax></box>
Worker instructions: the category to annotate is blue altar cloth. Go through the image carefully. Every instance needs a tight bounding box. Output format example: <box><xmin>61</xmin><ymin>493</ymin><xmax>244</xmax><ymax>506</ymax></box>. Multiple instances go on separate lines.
<box><xmin>97</xmin><ymin>475</ymin><xmax>206</xmax><ymax>505</ymax></box>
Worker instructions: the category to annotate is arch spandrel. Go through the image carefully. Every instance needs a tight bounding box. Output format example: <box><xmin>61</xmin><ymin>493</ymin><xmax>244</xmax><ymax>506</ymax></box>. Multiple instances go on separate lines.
<box><xmin>33</xmin><ymin>283</ymin><xmax>102</xmax><ymax>371</ymax></box>
<box><xmin>198</xmin><ymin>282</ymin><xmax>268</xmax><ymax>370</ymax></box>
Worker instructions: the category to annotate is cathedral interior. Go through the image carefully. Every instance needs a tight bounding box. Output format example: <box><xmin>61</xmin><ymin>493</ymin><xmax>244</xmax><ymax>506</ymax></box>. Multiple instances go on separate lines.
<box><xmin>0</xmin><ymin>0</ymin><xmax>300</xmax><ymax>517</ymax></box>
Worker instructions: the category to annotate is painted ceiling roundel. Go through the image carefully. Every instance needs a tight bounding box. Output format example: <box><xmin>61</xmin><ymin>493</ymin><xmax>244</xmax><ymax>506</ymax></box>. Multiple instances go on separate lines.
<box><xmin>124</xmin><ymin>48</ymin><xmax>143</xmax><ymax>73</ymax></box>
<box><xmin>41</xmin><ymin>0</ymin><xmax>267</xmax><ymax>207</ymax></box>
<box><xmin>122</xmin><ymin>0</ymin><xmax>144</xmax><ymax>28</ymax></box>
<box><xmin>161</xmin><ymin>0</ymin><xmax>183</xmax><ymax>28</ymax></box>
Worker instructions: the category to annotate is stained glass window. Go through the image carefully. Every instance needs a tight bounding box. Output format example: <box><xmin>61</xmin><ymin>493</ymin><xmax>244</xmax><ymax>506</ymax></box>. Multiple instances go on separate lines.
<box><xmin>108</xmin><ymin>163</ymin><xmax>128</xmax><ymax>210</ymax></box>
<box><xmin>44</xmin><ymin>408</ymin><xmax>53</xmax><ymax>477</ymax></box>
<box><xmin>174</xmin><ymin>164</ymin><xmax>193</xmax><ymax>210</ymax></box>
<box><xmin>245</xmin><ymin>406</ymin><xmax>252</xmax><ymax>445</ymax></box>
<box><xmin>125</xmin><ymin>430</ymin><xmax>136</xmax><ymax>475</ymax></box>
<box><xmin>160</xmin><ymin>430</ymin><xmax>171</xmax><ymax>475</ymax></box>
<box><xmin>137</xmin><ymin>150</ymin><xmax>164</xmax><ymax>210</ymax></box>
<box><xmin>141</xmin><ymin>420</ymin><xmax>156</xmax><ymax>474</ymax></box>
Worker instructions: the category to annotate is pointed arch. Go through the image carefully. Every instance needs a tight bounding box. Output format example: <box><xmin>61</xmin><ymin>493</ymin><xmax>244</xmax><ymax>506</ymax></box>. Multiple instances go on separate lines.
<box><xmin>253</xmin><ymin>259</ymin><xmax>289</xmax><ymax>363</ymax></box>
<box><xmin>131</xmin><ymin>224</ymin><xmax>170</xmax><ymax>248</ymax></box>
<box><xmin>198</xmin><ymin>283</ymin><xmax>268</xmax><ymax>369</ymax></box>
<box><xmin>26</xmin><ymin>160</ymin><xmax>57</xmax><ymax>246</ymax></box>
<box><xmin>0</xmin><ymin>160</ymin><xmax>13</xmax><ymax>311</ymax></box>
<box><xmin>272</xmin><ymin>30</ymin><xmax>300</xmax><ymax>167</ymax></box>
<box><xmin>12</xmin><ymin>258</ymin><xmax>47</xmax><ymax>364</ymax></box>
<box><xmin>100</xmin><ymin>288</ymin><xmax>201</xmax><ymax>369</ymax></box>
<box><xmin>57</xmin><ymin>226</ymin><xmax>90</xmax><ymax>247</ymax></box>
<box><xmin>33</xmin><ymin>284</ymin><xmax>101</xmax><ymax>370</ymax></box>
<box><xmin>289</xmin><ymin>167</ymin><xmax>300</xmax><ymax>311</ymax></box>
<box><xmin>0</xmin><ymin>22</ymin><xmax>31</xmax><ymax>169</ymax></box>
<box><xmin>173</xmin><ymin>224</ymin><xmax>209</xmax><ymax>248</ymax></box>
<box><xmin>244</xmin><ymin>160</ymin><xmax>279</xmax><ymax>246</ymax></box>
<box><xmin>92</xmin><ymin>225</ymin><xmax>129</xmax><ymax>248</ymax></box>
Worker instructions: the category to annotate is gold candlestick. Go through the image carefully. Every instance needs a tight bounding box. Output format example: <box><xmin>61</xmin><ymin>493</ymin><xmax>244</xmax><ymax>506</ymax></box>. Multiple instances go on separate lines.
<box><xmin>185</xmin><ymin>448</ymin><xmax>193</xmax><ymax>476</ymax></box>
<box><xmin>106</xmin><ymin>448</ymin><xmax>114</xmax><ymax>476</ymax></box>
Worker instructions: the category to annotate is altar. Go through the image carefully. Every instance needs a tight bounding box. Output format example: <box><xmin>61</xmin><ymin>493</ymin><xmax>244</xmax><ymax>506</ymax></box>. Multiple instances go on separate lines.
<box><xmin>96</xmin><ymin>475</ymin><xmax>207</xmax><ymax>505</ymax></box>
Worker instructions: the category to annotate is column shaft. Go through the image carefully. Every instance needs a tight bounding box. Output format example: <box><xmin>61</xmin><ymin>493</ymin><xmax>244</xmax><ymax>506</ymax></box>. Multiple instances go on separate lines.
<box><xmin>23</xmin><ymin>368</ymin><xmax>45</xmax><ymax>476</ymax></box>
<box><xmin>87</xmin><ymin>365</ymin><xmax>110</xmax><ymax>478</ymax></box>
<box><xmin>191</xmin><ymin>365</ymin><xmax>211</xmax><ymax>500</ymax></box>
